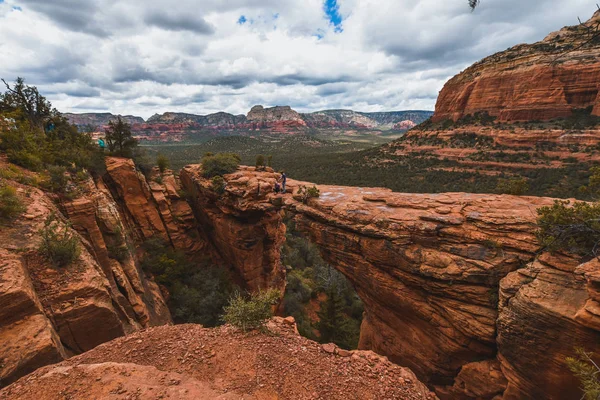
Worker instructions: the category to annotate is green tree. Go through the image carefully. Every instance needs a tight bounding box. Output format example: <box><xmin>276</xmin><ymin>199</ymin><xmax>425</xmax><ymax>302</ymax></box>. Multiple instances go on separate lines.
<box><xmin>316</xmin><ymin>284</ymin><xmax>354</xmax><ymax>349</ymax></box>
<box><xmin>222</xmin><ymin>290</ymin><xmax>280</xmax><ymax>332</ymax></box>
<box><xmin>1</xmin><ymin>77</ymin><xmax>53</xmax><ymax>131</ymax></box>
<box><xmin>156</xmin><ymin>154</ymin><xmax>170</xmax><ymax>173</ymax></box>
<box><xmin>0</xmin><ymin>78</ymin><xmax>101</xmax><ymax>174</ymax></box>
<box><xmin>38</xmin><ymin>213</ymin><xmax>81</xmax><ymax>267</ymax></box>
<box><xmin>536</xmin><ymin>200</ymin><xmax>600</xmax><ymax>256</ymax></box>
<box><xmin>255</xmin><ymin>154</ymin><xmax>265</xmax><ymax>169</ymax></box>
<box><xmin>105</xmin><ymin>117</ymin><xmax>137</xmax><ymax>157</ymax></box>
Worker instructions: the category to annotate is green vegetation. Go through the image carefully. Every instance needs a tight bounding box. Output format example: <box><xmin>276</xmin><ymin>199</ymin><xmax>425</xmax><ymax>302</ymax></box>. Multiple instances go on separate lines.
<box><xmin>201</xmin><ymin>152</ymin><xmax>241</xmax><ymax>178</ymax></box>
<box><xmin>0</xmin><ymin>165</ymin><xmax>39</xmax><ymax>186</ymax></box>
<box><xmin>496</xmin><ymin>177</ymin><xmax>529</xmax><ymax>195</ymax></box>
<box><xmin>143</xmin><ymin>134</ymin><xmax>594</xmax><ymax>201</ymax></box>
<box><xmin>0</xmin><ymin>184</ymin><xmax>25</xmax><ymax>223</ymax></box>
<box><xmin>105</xmin><ymin>117</ymin><xmax>138</xmax><ymax>157</ymax></box>
<box><xmin>296</xmin><ymin>185</ymin><xmax>320</xmax><ymax>203</ymax></box>
<box><xmin>316</xmin><ymin>282</ymin><xmax>357</xmax><ymax>349</ymax></box>
<box><xmin>38</xmin><ymin>213</ymin><xmax>81</xmax><ymax>267</ymax></box>
<box><xmin>282</xmin><ymin>217</ymin><xmax>363</xmax><ymax>349</ymax></box>
<box><xmin>210</xmin><ymin>175</ymin><xmax>226</xmax><ymax>195</ymax></box>
<box><xmin>156</xmin><ymin>154</ymin><xmax>170</xmax><ymax>173</ymax></box>
<box><xmin>222</xmin><ymin>289</ymin><xmax>280</xmax><ymax>332</ymax></box>
<box><xmin>255</xmin><ymin>154</ymin><xmax>265</xmax><ymax>169</ymax></box>
<box><xmin>566</xmin><ymin>348</ymin><xmax>600</xmax><ymax>400</ymax></box>
<box><xmin>0</xmin><ymin>78</ymin><xmax>104</xmax><ymax>176</ymax></box>
<box><xmin>537</xmin><ymin>168</ymin><xmax>600</xmax><ymax>256</ymax></box>
<box><xmin>536</xmin><ymin>200</ymin><xmax>600</xmax><ymax>256</ymax></box>
<box><xmin>140</xmin><ymin>237</ymin><xmax>236</xmax><ymax>326</ymax></box>
<box><xmin>44</xmin><ymin>165</ymin><xmax>68</xmax><ymax>193</ymax></box>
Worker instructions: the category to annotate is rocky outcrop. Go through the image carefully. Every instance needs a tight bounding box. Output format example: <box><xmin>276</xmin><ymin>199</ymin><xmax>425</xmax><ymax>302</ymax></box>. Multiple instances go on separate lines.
<box><xmin>497</xmin><ymin>254</ymin><xmax>600</xmax><ymax>399</ymax></box>
<box><xmin>0</xmin><ymin>158</ymin><xmax>188</xmax><ymax>386</ymax></box>
<box><xmin>247</xmin><ymin>105</ymin><xmax>306</xmax><ymax>125</ymax></box>
<box><xmin>179</xmin><ymin>166</ymin><xmax>600</xmax><ymax>400</ymax></box>
<box><xmin>432</xmin><ymin>11</ymin><xmax>600</xmax><ymax>122</ymax></box>
<box><xmin>180</xmin><ymin>165</ymin><xmax>286</xmax><ymax>293</ymax></box>
<box><xmin>103</xmin><ymin>157</ymin><xmax>206</xmax><ymax>256</ymax></box>
<box><xmin>0</xmin><ymin>319</ymin><xmax>437</xmax><ymax>400</ymax></box>
<box><xmin>0</xmin><ymin>181</ymin><xmax>142</xmax><ymax>385</ymax></box>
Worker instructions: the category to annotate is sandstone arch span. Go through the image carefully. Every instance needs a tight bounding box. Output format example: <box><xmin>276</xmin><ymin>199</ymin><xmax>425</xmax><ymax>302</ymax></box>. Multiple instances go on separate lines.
<box><xmin>180</xmin><ymin>165</ymin><xmax>600</xmax><ymax>400</ymax></box>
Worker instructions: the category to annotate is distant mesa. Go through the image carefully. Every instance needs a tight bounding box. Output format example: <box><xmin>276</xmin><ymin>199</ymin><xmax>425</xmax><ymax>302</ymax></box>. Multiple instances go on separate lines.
<box><xmin>65</xmin><ymin>106</ymin><xmax>433</xmax><ymax>142</ymax></box>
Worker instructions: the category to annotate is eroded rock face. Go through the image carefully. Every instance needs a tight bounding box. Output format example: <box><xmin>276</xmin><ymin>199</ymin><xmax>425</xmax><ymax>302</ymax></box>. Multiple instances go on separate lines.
<box><xmin>0</xmin><ymin>158</ymin><xmax>184</xmax><ymax>386</ymax></box>
<box><xmin>498</xmin><ymin>254</ymin><xmax>600</xmax><ymax>400</ymax></box>
<box><xmin>0</xmin><ymin>183</ymin><xmax>135</xmax><ymax>384</ymax></box>
<box><xmin>180</xmin><ymin>166</ymin><xmax>600</xmax><ymax>400</ymax></box>
<box><xmin>180</xmin><ymin>165</ymin><xmax>286</xmax><ymax>293</ymax></box>
<box><xmin>432</xmin><ymin>11</ymin><xmax>600</xmax><ymax>123</ymax></box>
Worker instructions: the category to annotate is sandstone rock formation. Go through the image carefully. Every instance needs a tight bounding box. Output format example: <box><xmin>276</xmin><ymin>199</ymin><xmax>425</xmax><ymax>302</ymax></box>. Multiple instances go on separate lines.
<box><xmin>247</xmin><ymin>105</ymin><xmax>306</xmax><ymax>125</ymax></box>
<box><xmin>0</xmin><ymin>319</ymin><xmax>436</xmax><ymax>400</ymax></box>
<box><xmin>432</xmin><ymin>11</ymin><xmax>600</xmax><ymax>123</ymax></box>
<box><xmin>180</xmin><ymin>165</ymin><xmax>286</xmax><ymax>293</ymax></box>
<box><xmin>0</xmin><ymin>158</ymin><xmax>185</xmax><ymax>386</ymax></box>
<box><xmin>179</xmin><ymin>166</ymin><xmax>600</xmax><ymax>400</ymax></box>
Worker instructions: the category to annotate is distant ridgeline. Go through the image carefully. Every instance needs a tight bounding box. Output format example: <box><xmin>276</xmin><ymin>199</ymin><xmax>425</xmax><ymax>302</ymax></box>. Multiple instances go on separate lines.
<box><xmin>64</xmin><ymin>107</ymin><xmax>433</xmax><ymax>142</ymax></box>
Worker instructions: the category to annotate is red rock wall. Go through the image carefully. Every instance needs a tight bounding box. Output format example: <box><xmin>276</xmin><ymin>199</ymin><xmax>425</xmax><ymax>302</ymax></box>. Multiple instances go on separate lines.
<box><xmin>432</xmin><ymin>12</ymin><xmax>600</xmax><ymax>123</ymax></box>
<box><xmin>433</xmin><ymin>63</ymin><xmax>600</xmax><ymax>123</ymax></box>
<box><xmin>0</xmin><ymin>157</ymin><xmax>209</xmax><ymax>385</ymax></box>
<box><xmin>180</xmin><ymin>165</ymin><xmax>286</xmax><ymax>293</ymax></box>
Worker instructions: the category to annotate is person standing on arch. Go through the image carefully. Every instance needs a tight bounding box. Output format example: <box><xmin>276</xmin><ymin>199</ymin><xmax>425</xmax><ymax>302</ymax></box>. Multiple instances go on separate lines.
<box><xmin>278</xmin><ymin>171</ymin><xmax>287</xmax><ymax>193</ymax></box>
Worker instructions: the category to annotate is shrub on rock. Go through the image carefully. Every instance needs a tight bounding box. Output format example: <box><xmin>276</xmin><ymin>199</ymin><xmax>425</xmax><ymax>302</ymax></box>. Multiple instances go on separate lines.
<box><xmin>38</xmin><ymin>212</ymin><xmax>81</xmax><ymax>267</ymax></box>
<box><xmin>201</xmin><ymin>153</ymin><xmax>240</xmax><ymax>178</ymax></box>
<box><xmin>222</xmin><ymin>289</ymin><xmax>280</xmax><ymax>332</ymax></box>
<box><xmin>0</xmin><ymin>184</ymin><xmax>25</xmax><ymax>223</ymax></box>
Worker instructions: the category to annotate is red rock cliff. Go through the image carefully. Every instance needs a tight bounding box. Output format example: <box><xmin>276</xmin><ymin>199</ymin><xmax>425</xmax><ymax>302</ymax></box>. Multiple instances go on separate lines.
<box><xmin>0</xmin><ymin>157</ymin><xmax>211</xmax><ymax>385</ymax></box>
<box><xmin>432</xmin><ymin>11</ymin><xmax>600</xmax><ymax>123</ymax></box>
<box><xmin>179</xmin><ymin>166</ymin><xmax>600</xmax><ymax>400</ymax></box>
<box><xmin>180</xmin><ymin>165</ymin><xmax>286</xmax><ymax>293</ymax></box>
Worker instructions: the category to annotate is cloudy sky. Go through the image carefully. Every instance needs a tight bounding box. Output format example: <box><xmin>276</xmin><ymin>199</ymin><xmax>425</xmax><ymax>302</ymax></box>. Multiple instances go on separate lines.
<box><xmin>0</xmin><ymin>0</ymin><xmax>597</xmax><ymax>119</ymax></box>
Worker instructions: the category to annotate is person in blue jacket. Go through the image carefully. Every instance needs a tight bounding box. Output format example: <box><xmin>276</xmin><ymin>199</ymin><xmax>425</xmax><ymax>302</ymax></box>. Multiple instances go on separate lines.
<box><xmin>278</xmin><ymin>171</ymin><xmax>287</xmax><ymax>193</ymax></box>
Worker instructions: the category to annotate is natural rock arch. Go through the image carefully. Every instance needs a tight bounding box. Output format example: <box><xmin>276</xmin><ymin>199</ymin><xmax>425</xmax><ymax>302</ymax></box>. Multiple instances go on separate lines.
<box><xmin>180</xmin><ymin>165</ymin><xmax>600</xmax><ymax>400</ymax></box>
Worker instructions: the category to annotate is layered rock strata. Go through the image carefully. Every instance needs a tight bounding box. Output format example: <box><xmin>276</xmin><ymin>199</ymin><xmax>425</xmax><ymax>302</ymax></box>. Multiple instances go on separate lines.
<box><xmin>0</xmin><ymin>158</ymin><xmax>197</xmax><ymax>385</ymax></box>
<box><xmin>432</xmin><ymin>11</ymin><xmax>600</xmax><ymax>123</ymax></box>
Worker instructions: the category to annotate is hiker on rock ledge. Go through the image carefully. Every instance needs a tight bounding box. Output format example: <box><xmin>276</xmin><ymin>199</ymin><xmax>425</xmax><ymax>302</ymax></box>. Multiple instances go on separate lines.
<box><xmin>277</xmin><ymin>171</ymin><xmax>287</xmax><ymax>193</ymax></box>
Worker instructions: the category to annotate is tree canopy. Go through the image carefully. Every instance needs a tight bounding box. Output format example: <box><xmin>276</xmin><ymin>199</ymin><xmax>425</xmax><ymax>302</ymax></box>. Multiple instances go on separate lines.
<box><xmin>104</xmin><ymin>117</ymin><xmax>138</xmax><ymax>157</ymax></box>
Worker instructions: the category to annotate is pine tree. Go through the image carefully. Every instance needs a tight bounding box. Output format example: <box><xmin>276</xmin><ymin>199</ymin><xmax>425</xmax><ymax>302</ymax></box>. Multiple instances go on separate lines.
<box><xmin>316</xmin><ymin>284</ymin><xmax>353</xmax><ymax>349</ymax></box>
<box><xmin>105</xmin><ymin>117</ymin><xmax>137</xmax><ymax>157</ymax></box>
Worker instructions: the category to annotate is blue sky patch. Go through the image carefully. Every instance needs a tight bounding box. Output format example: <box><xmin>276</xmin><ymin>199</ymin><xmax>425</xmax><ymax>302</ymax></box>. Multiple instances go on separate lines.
<box><xmin>237</xmin><ymin>15</ymin><xmax>247</xmax><ymax>25</ymax></box>
<box><xmin>324</xmin><ymin>0</ymin><xmax>343</xmax><ymax>32</ymax></box>
<box><xmin>12</xmin><ymin>6</ymin><xmax>22</xmax><ymax>11</ymax></box>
